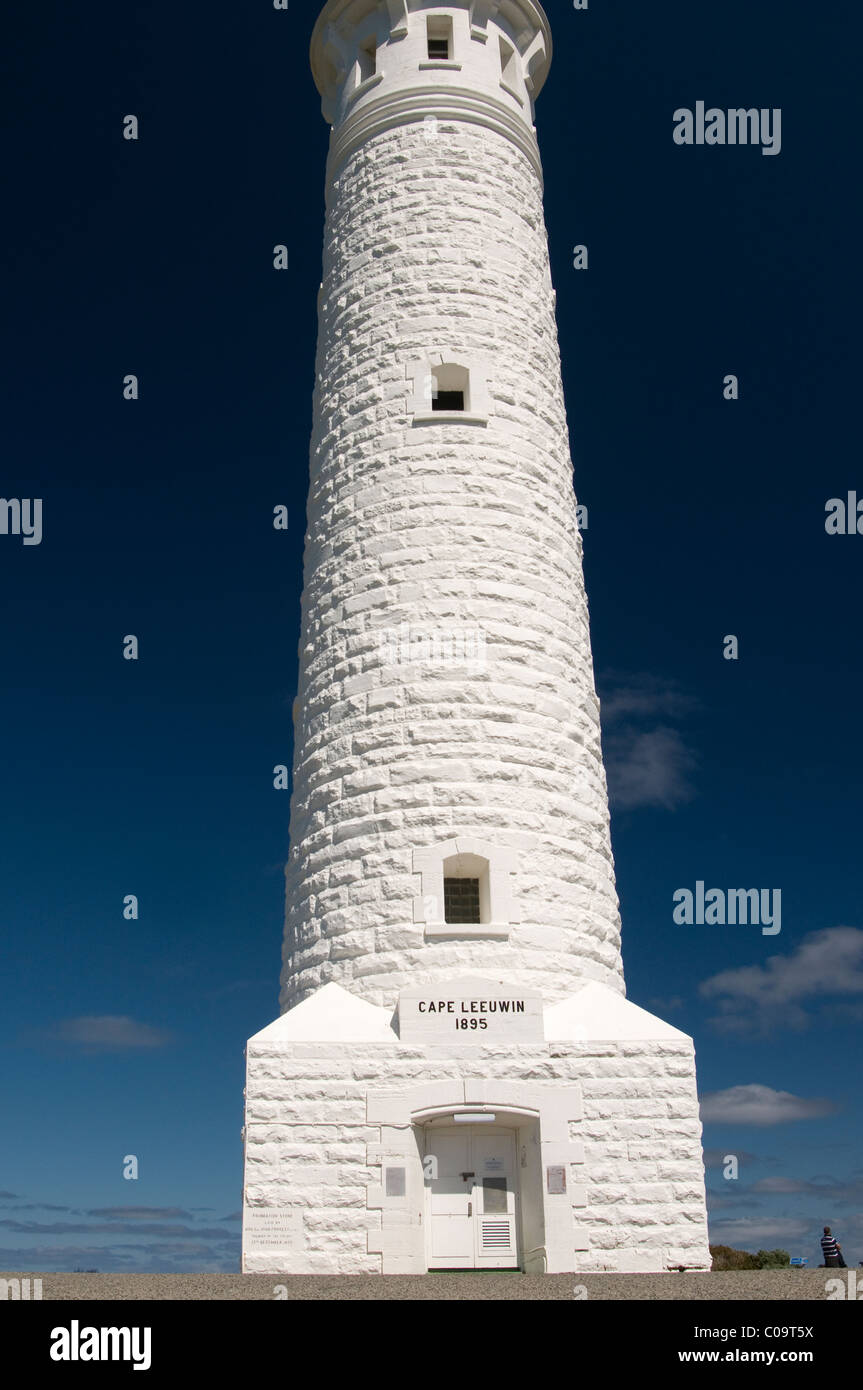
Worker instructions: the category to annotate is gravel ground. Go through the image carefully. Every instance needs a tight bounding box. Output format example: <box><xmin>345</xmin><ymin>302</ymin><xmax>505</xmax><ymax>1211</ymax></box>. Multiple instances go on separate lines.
<box><xmin>2</xmin><ymin>1270</ymin><xmax>842</xmax><ymax>1300</ymax></box>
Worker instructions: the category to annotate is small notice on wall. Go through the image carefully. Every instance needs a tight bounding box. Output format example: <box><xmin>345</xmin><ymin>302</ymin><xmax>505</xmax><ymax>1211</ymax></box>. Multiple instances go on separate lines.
<box><xmin>385</xmin><ymin>1167</ymin><xmax>406</xmax><ymax>1197</ymax></box>
<box><xmin>244</xmin><ymin>1207</ymin><xmax>303</xmax><ymax>1251</ymax></box>
<box><xmin>546</xmin><ymin>1166</ymin><xmax>567</xmax><ymax>1195</ymax></box>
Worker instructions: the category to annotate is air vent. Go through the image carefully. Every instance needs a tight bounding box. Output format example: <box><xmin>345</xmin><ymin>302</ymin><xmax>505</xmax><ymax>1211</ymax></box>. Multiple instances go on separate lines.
<box><xmin>481</xmin><ymin>1221</ymin><xmax>513</xmax><ymax>1249</ymax></box>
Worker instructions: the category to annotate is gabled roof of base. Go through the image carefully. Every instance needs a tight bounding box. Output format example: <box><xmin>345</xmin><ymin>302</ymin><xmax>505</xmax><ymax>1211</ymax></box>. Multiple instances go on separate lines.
<box><xmin>543</xmin><ymin>980</ymin><xmax>692</xmax><ymax>1043</ymax></box>
<box><xmin>248</xmin><ymin>982</ymin><xmax>396</xmax><ymax>1043</ymax></box>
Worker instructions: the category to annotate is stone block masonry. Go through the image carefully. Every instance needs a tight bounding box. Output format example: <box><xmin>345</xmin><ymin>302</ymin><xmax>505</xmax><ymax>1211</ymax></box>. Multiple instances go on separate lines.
<box><xmin>243</xmin><ymin>1023</ymin><xmax>710</xmax><ymax>1275</ymax></box>
<box><xmin>282</xmin><ymin>106</ymin><xmax>623</xmax><ymax>1012</ymax></box>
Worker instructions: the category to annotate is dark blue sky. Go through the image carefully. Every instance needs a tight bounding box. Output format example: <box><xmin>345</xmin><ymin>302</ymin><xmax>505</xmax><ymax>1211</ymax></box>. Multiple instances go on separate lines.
<box><xmin>2</xmin><ymin>0</ymin><xmax>860</xmax><ymax>1272</ymax></box>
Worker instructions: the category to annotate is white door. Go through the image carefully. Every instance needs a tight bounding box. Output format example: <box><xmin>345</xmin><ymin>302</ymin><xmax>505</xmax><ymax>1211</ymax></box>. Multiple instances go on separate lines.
<box><xmin>472</xmin><ymin>1131</ymin><xmax>519</xmax><ymax>1268</ymax></box>
<box><xmin>425</xmin><ymin>1127</ymin><xmax>519</xmax><ymax>1269</ymax></box>
<box><xmin>426</xmin><ymin>1130</ymin><xmax>474</xmax><ymax>1267</ymax></box>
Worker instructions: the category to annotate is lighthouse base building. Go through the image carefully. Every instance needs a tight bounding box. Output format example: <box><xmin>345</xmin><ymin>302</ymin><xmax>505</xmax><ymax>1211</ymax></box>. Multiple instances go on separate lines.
<box><xmin>243</xmin><ymin>980</ymin><xmax>710</xmax><ymax>1274</ymax></box>
<box><xmin>241</xmin><ymin>0</ymin><xmax>711</xmax><ymax>1275</ymax></box>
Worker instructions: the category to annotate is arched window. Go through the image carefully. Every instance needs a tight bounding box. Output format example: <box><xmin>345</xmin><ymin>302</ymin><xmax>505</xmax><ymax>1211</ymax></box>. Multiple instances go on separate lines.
<box><xmin>443</xmin><ymin>851</ymin><xmax>489</xmax><ymax>924</ymax></box>
<box><xmin>431</xmin><ymin>362</ymin><xmax>469</xmax><ymax>413</ymax></box>
<box><xmin>406</xmin><ymin>353</ymin><xmax>491</xmax><ymax>425</ymax></box>
<box><xmin>413</xmin><ymin>838</ymin><xmax>517</xmax><ymax>939</ymax></box>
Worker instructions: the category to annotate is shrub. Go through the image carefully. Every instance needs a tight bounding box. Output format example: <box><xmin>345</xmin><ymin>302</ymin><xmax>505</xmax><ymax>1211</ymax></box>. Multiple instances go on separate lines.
<box><xmin>709</xmin><ymin>1245</ymin><xmax>790</xmax><ymax>1270</ymax></box>
<box><xmin>709</xmin><ymin>1244</ymin><xmax>759</xmax><ymax>1270</ymax></box>
<box><xmin>754</xmin><ymin>1249</ymin><xmax>791</xmax><ymax>1269</ymax></box>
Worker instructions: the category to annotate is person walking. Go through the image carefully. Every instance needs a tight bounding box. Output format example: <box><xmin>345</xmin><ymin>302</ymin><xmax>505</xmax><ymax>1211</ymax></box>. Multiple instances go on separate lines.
<box><xmin>821</xmin><ymin>1227</ymin><xmax>845</xmax><ymax>1267</ymax></box>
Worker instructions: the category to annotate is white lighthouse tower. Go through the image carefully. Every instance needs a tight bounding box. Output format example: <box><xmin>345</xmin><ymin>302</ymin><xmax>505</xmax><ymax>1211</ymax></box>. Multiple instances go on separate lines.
<box><xmin>242</xmin><ymin>0</ymin><xmax>711</xmax><ymax>1275</ymax></box>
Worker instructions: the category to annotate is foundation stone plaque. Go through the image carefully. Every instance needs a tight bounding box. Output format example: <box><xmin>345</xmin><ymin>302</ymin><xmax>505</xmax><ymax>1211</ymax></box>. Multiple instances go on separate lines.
<box><xmin>243</xmin><ymin>1207</ymin><xmax>303</xmax><ymax>1252</ymax></box>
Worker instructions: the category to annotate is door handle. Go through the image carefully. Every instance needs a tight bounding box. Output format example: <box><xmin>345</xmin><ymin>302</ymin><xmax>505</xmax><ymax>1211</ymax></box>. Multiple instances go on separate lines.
<box><xmin>468</xmin><ymin>1202</ymin><xmax>472</xmax><ymax>1216</ymax></box>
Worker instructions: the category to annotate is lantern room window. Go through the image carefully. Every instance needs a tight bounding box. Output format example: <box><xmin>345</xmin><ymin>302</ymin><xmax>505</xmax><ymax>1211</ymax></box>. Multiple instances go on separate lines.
<box><xmin>358</xmin><ymin>39</ymin><xmax>377</xmax><ymax>81</ymax></box>
<box><xmin>500</xmin><ymin>38</ymin><xmax>518</xmax><ymax>84</ymax></box>
<box><xmin>427</xmin><ymin>17</ymin><xmax>452</xmax><ymax>60</ymax></box>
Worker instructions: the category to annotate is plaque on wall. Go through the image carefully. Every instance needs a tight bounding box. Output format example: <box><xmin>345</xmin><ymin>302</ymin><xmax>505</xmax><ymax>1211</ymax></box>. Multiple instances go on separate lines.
<box><xmin>243</xmin><ymin>1207</ymin><xmax>303</xmax><ymax>1252</ymax></box>
<box><xmin>398</xmin><ymin>975</ymin><xmax>544</xmax><ymax>1043</ymax></box>
<box><xmin>385</xmin><ymin>1166</ymin><xmax>406</xmax><ymax>1197</ymax></box>
<box><xmin>546</xmin><ymin>1165</ymin><xmax>567</xmax><ymax>1194</ymax></box>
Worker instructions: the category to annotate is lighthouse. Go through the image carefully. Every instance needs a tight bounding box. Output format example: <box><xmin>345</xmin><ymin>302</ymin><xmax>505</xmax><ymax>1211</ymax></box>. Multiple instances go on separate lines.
<box><xmin>241</xmin><ymin>0</ymin><xmax>711</xmax><ymax>1275</ymax></box>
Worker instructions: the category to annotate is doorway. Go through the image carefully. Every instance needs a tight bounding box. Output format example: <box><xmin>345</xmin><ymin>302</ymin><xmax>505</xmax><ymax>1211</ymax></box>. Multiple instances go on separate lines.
<box><xmin>423</xmin><ymin>1124</ymin><xmax>520</xmax><ymax>1269</ymax></box>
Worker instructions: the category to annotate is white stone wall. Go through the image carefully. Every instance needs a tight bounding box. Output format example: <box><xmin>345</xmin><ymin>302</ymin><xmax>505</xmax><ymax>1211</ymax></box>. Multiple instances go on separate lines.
<box><xmin>569</xmin><ymin>1040</ymin><xmax>711</xmax><ymax>1273</ymax></box>
<box><xmin>243</xmin><ymin>1035</ymin><xmax>711</xmax><ymax>1274</ymax></box>
<box><xmin>282</xmin><ymin>10</ymin><xmax>623</xmax><ymax>1011</ymax></box>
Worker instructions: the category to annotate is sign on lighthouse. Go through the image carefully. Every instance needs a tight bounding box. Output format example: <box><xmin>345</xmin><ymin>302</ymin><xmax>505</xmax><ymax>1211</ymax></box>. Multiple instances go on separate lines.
<box><xmin>398</xmin><ymin>977</ymin><xmax>545</xmax><ymax>1043</ymax></box>
<box><xmin>242</xmin><ymin>0</ymin><xmax>711</xmax><ymax>1276</ymax></box>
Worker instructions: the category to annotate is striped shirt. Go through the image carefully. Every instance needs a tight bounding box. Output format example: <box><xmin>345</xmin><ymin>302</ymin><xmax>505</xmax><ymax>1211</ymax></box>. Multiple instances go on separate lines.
<box><xmin>821</xmin><ymin>1234</ymin><xmax>840</xmax><ymax>1260</ymax></box>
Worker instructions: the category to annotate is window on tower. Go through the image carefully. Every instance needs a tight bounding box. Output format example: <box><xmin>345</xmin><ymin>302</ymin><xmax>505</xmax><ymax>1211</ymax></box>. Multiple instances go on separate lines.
<box><xmin>414</xmin><ymin>838</ymin><xmax>517</xmax><ymax>940</ymax></box>
<box><xmin>433</xmin><ymin>389</ymin><xmax>464</xmax><ymax>412</ymax></box>
<box><xmin>431</xmin><ymin>363</ymin><xmax>469</xmax><ymax>412</ymax></box>
<box><xmin>408</xmin><ymin>356</ymin><xmax>490</xmax><ymax>426</ymax></box>
<box><xmin>427</xmin><ymin>16</ymin><xmax>452</xmax><ymax>61</ymax></box>
<box><xmin>443</xmin><ymin>853</ymin><xmax>489</xmax><ymax>923</ymax></box>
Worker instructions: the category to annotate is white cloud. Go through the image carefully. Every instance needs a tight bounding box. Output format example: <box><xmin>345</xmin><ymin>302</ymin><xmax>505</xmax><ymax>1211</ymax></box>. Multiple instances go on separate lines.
<box><xmin>598</xmin><ymin>675</ymin><xmax>698</xmax><ymax>811</ymax></box>
<box><xmin>705</xmin><ymin>1192</ymin><xmax>763</xmax><ymax>1211</ymax></box>
<box><xmin>605</xmin><ymin>726</ymin><xmax>698</xmax><ymax>810</ymax></box>
<box><xmin>599</xmin><ymin>675</ymin><xmax>695</xmax><ymax>724</ymax></box>
<box><xmin>700</xmin><ymin>1083</ymin><xmax>837</xmax><ymax>1127</ymax></box>
<box><xmin>648</xmin><ymin>995</ymin><xmax>685</xmax><ymax>1013</ymax></box>
<box><xmin>750</xmin><ymin>1174</ymin><xmax>863</xmax><ymax>1203</ymax></box>
<box><xmin>749</xmin><ymin>1177</ymin><xmax>810</xmax><ymax>1194</ymax></box>
<box><xmin>702</xmin><ymin>1148</ymin><xmax>760</xmax><ymax>1168</ymax></box>
<box><xmin>709</xmin><ymin>1217</ymin><xmax>811</xmax><ymax>1244</ymax></box>
<box><xmin>50</xmin><ymin>1016</ymin><xmax>171</xmax><ymax>1051</ymax></box>
<box><xmin>700</xmin><ymin>927</ymin><xmax>863</xmax><ymax>1032</ymax></box>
